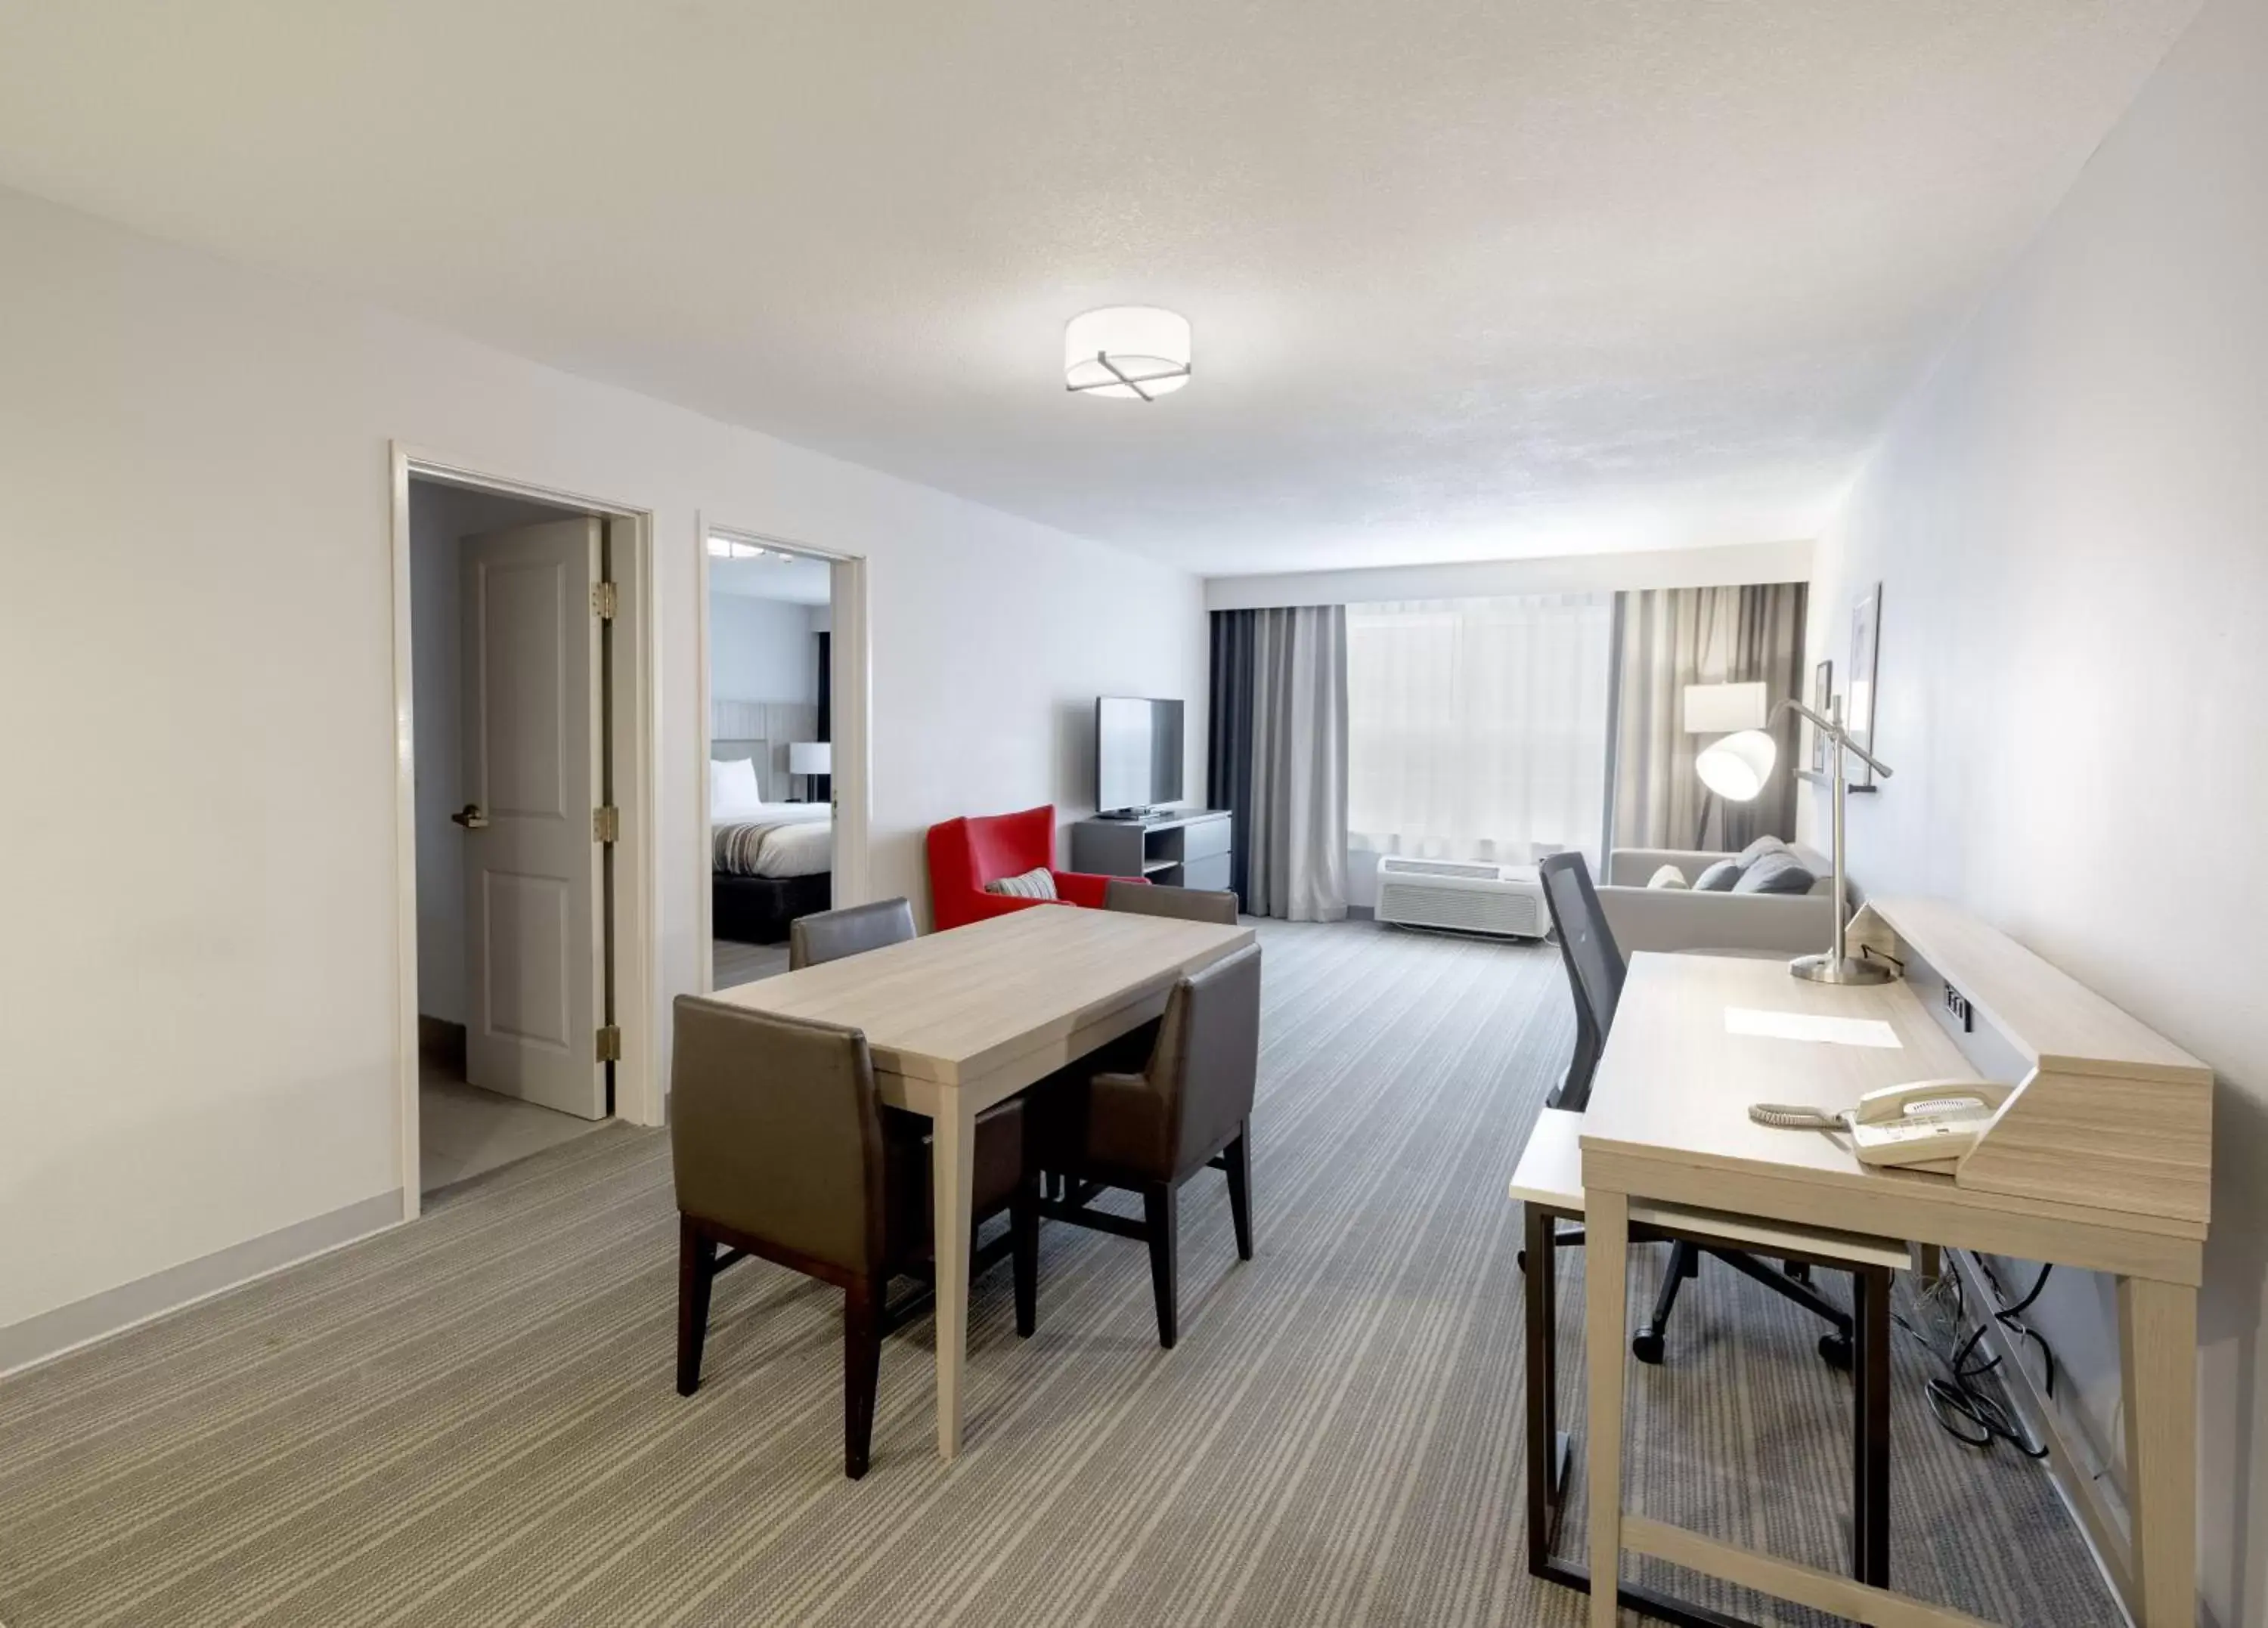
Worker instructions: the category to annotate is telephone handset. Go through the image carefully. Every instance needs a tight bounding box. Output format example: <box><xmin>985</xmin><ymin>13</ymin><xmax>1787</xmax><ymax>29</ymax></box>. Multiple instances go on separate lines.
<box><xmin>1749</xmin><ymin>1078</ymin><xmax>2012</xmax><ymax>1172</ymax></box>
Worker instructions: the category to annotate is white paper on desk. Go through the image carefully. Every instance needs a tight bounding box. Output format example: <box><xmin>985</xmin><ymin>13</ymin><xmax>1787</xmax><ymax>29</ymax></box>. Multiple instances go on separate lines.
<box><xmin>1724</xmin><ymin>1007</ymin><xmax>1902</xmax><ymax>1048</ymax></box>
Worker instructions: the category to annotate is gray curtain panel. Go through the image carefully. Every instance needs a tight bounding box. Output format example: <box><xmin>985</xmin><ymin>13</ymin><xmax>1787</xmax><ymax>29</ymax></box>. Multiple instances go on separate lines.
<box><xmin>1610</xmin><ymin>583</ymin><xmax>1808</xmax><ymax>852</ymax></box>
<box><xmin>1207</xmin><ymin>605</ymin><xmax>1349</xmax><ymax>921</ymax></box>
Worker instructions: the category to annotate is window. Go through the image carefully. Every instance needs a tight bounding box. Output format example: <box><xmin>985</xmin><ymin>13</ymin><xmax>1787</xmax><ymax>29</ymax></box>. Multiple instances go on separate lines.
<box><xmin>1346</xmin><ymin>593</ymin><xmax>1613</xmax><ymax>865</ymax></box>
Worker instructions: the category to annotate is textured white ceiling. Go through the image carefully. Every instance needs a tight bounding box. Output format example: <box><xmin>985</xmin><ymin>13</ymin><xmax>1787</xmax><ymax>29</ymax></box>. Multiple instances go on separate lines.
<box><xmin>0</xmin><ymin>1</ymin><xmax>2197</xmax><ymax>576</ymax></box>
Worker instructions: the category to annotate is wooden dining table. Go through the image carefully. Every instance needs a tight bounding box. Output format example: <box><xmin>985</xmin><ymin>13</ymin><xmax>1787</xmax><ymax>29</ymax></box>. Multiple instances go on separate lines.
<box><xmin>708</xmin><ymin>902</ymin><xmax>1256</xmax><ymax>1459</ymax></box>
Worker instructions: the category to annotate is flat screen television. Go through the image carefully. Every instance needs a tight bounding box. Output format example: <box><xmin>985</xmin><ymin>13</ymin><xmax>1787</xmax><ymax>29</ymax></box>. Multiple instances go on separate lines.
<box><xmin>1096</xmin><ymin>696</ymin><xmax>1185</xmax><ymax>816</ymax></box>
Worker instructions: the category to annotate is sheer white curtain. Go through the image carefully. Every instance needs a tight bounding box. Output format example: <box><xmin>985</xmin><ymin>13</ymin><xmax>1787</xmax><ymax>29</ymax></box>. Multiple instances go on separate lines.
<box><xmin>1346</xmin><ymin>594</ymin><xmax>1614</xmax><ymax>866</ymax></box>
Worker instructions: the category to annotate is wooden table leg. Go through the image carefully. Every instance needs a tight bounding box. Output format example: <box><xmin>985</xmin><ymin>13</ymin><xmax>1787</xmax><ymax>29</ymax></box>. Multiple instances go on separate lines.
<box><xmin>932</xmin><ymin>1093</ymin><xmax>976</xmax><ymax>1459</ymax></box>
<box><xmin>1585</xmin><ymin>1187</ymin><xmax>1630</xmax><ymax>1628</ymax></box>
<box><xmin>2118</xmin><ymin>1276</ymin><xmax>2197</xmax><ymax>1626</ymax></box>
<box><xmin>1851</xmin><ymin>1265</ymin><xmax>1891</xmax><ymax>1587</ymax></box>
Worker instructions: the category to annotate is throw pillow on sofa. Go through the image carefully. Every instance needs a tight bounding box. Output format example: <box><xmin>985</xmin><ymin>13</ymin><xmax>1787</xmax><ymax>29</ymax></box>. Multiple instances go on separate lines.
<box><xmin>1734</xmin><ymin>850</ymin><xmax>1817</xmax><ymax>896</ymax></box>
<box><xmin>1693</xmin><ymin>859</ymin><xmax>1745</xmax><ymax>891</ymax></box>
<box><xmin>1647</xmin><ymin>864</ymin><xmax>1690</xmax><ymax>890</ymax></box>
<box><xmin>984</xmin><ymin>866</ymin><xmax>1058</xmax><ymax>899</ymax></box>
<box><xmin>1737</xmin><ymin>834</ymin><xmax>1789</xmax><ymax>864</ymax></box>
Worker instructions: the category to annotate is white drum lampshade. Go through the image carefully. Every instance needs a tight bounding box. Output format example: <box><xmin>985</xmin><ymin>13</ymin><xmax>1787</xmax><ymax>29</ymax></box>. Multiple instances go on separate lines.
<box><xmin>1064</xmin><ymin>307</ymin><xmax>1192</xmax><ymax>401</ymax></box>
<box><xmin>1683</xmin><ymin>681</ymin><xmax>1768</xmax><ymax>735</ymax></box>
<box><xmin>1695</xmin><ymin>729</ymin><xmax>1778</xmax><ymax>803</ymax></box>
<box><xmin>788</xmin><ymin>741</ymin><xmax>832</xmax><ymax>778</ymax></box>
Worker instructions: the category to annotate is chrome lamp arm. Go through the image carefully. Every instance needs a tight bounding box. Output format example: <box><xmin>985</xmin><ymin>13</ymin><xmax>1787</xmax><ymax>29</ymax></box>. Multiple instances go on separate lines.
<box><xmin>1771</xmin><ymin>695</ymin><xmax>1895</xmax><ymax>986</ymax></box>
<box><xmin>1772</xmin><ymin>697</ymin><xmax>1895</xmax><ymax>785</ymax></box>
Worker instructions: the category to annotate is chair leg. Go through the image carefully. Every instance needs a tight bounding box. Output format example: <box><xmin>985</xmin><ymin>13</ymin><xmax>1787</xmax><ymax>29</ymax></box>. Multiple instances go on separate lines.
<box><xmin>1012</xmin><ymin>1176</ymin><xmax>1039</xmax><ymax>1338</ymax></box>
<box><xmin>1632</xmin><ymin>1240</ymin><xmax>1695</xmax><ymax>1364</ymax></box>
<box><xmin>676</xmin><ymin>1216</ymin><xmax>717</xmax><ymax>1397</ymax></box>
<box><xmin>1144</xmin><ymin>1183</ymin><xmax>1180</xmax><ymax>1349</ymax></box>
<box><xmin>842</xmin><ymin>1277</ymin><xmax>885</xmax><ymax>1479</ymax></box>
<box><xmin>1224</xmin><ymin>1122</ymin><xmax>1254</xmax><ymax>1261</ymax></box>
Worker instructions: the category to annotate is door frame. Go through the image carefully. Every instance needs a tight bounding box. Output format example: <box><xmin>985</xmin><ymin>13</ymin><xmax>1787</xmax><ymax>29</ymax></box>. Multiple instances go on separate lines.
<box><xmin>389</xmin><ymin>443</ymin><xmax>664</xmax><ymax>1222</ymax></box>
<box><xmin>696</xmin><ymin>518</ymin><xmax>871</xmax><ymax>992</ymax></box>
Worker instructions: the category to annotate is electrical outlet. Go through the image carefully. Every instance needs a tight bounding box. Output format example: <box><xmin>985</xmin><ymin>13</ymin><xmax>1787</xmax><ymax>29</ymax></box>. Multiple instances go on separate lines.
<box><xmin>1944</xmin><ymin>983</ymin><xmax>1973</xmax><ymax>1032</ymax></box>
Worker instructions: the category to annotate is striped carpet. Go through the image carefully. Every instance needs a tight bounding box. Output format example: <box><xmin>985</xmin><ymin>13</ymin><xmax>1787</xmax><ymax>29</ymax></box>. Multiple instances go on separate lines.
<box><xmin>0</xmin><ymin>921</ymin><xmax>2118</xmax><ymax>1627</ymax></box>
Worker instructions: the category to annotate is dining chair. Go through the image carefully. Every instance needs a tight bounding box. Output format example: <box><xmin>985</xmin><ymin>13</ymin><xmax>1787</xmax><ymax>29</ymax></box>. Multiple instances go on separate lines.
<box><xmin>670</xmin><ymin>995</ymin><xmax>1038</xmax><ymax>1477</ymax></box>
<box><xmin>1535</xmin><ymin>853</ymin><xmax>1854</xmax><ymax>1367</ymax></box>
<box><xmin>1034</xmin><ymin>942</ymin><xmax>1261</xmax><ymax>1348</ymax></box>
<box><xmin>789</xmin><ymin>896</ymin><xmax>918</xmax><ymax>970</ymax></box>
<box><xmin>1103</xmin><ymin>878</ymin><xmax>1241</xmax><ymax>926</ymax></box>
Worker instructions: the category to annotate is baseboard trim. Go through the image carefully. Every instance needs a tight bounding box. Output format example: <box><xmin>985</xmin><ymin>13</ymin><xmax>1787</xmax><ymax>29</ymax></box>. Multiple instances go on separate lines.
<box><xmin>0</xmin><ymin>1188</ymin><xmax>404</xmax><ymax>1376</ymax></box>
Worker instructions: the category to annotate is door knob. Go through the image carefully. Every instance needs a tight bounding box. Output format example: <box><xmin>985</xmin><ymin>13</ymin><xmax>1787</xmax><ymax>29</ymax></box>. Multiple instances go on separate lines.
<box><xmin>451</xmin><ymin>803</ymin><xmax>489</xmax><ymax>830</ymax></box>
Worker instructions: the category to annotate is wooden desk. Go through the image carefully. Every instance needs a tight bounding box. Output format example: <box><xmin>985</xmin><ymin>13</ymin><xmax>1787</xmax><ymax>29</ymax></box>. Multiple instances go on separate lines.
<box><xmin>1580</xmin><ymin>938</ymin><xmax>2208</xmax><ymax>1628</ymax></box>
<box><xmin>710</xmin><ymin>904</ymin><xmax>1254</xmax><ymax>1459</ymax></box>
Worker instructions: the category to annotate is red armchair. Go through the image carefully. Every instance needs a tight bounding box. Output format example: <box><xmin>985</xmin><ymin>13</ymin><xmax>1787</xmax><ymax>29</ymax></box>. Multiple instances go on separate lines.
<box><xmin>926</xmin><ymin>804</ymin><xmax>1123</xmax><ymax>930</ymax></box>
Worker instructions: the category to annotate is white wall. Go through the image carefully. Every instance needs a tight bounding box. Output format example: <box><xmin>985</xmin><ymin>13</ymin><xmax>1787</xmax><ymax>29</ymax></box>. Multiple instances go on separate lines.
<box><xmin>0</xmin><ymin>186</ymin><xmax>1206</xmax><ymax>1349</ymax></box>
<box><xmin>1803</xmin><ymin>0</ymin><xmax>2262</xmax><ymax>1617</ymax></box>
<box><xmin>708</xmin><ymin>593</ymin><xmax>819</xmax><ymax>707</ymax></box>
<box><xmin>408</xmin><ymin>482</ymin><xmax>584</xmax><ymax>1026</ymax></box>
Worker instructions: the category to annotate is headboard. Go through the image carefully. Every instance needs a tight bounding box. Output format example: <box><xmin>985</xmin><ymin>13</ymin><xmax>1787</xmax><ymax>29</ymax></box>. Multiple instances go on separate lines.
<box><xmin>711</xmin><ymin>698</ymin><xmax>817</xmax><ymax>803</ymax></box>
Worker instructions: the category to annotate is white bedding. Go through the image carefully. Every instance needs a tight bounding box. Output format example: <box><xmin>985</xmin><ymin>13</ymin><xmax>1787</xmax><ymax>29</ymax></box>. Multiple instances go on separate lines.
<box><xmin>712</xmin><ymin>805</ymin><xmax>832</xmax><ymax>878</ymax></box>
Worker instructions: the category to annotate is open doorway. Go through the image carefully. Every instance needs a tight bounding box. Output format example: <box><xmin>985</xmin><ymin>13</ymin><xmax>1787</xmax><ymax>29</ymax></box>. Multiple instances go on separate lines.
<box><xmin>701</xmin><ymin>526</ymin><xmax>867</xmax><ymax>989</ymax></box>
<box><xmin>398</xmin><ymin>469</ymin><xmax>643</xmax><ymax>1199</ymax></box>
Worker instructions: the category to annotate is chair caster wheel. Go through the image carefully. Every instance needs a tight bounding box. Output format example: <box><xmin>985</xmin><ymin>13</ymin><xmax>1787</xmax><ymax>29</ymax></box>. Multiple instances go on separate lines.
<box><xmin>1818</xmin><ymin>1334</ymin><xmax>1853</xmax><ymax>1371</ymax></box>
<box><xmin>1783</xmin><ymin>1261</ymin><xmax>1811</xmax><ymax>1283</ymax></box>
<box><xmin>1517</xmin><ymin>1248</ymin><xmax>1528</xmax><ymax>1274</ymax></box>
<box><xmin>1631</xmin><ymin>1330</ymin><xmax>1665</xmax><ymax>1365</ymax></box>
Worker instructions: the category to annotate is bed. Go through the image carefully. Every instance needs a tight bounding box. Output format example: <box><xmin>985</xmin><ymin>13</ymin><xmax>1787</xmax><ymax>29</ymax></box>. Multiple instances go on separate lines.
<box><xmin>711</xmin><ymin>717</ymin><xmax>832</xmax><ymax>944</ymax></box>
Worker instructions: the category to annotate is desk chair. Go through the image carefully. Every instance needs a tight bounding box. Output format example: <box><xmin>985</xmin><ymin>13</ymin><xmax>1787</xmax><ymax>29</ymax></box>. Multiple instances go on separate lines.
<box><xmin>1034</xmin><ymin>943</ymin><xmax>1260</xmax><ymax>1348</ymax></box>
<box><xmin>1535</xmin><ymin>853</ymin><xmax>1854</xmax><ymax>1367</ymax></box>
<box><xmin>671</xmin><ymin>998</ymin><xmax>1038</xmax><ymax>1478</ymax></box>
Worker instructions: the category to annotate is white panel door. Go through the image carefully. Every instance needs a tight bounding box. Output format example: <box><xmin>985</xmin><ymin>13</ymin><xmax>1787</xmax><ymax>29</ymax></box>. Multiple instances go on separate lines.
<box><xmin>458</xmin><ymin>518</ymin><xmax>607</xmax><ymax>1119</ymax></box>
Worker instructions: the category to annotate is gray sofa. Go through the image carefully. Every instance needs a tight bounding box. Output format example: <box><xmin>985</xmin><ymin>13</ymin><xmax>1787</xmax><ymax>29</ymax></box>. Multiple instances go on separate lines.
<box><xmin>1597</xmin><ymin>842</ymin><xmax>1839</xmax><ymax>955</ymax></box>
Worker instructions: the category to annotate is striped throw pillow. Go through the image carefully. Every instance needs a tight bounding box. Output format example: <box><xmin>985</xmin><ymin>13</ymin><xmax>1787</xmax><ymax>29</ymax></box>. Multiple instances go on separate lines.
<box><xmin>984</xmin><ymin>866</ymin><xmax>1058</xmax><ymax>900</ymax></box>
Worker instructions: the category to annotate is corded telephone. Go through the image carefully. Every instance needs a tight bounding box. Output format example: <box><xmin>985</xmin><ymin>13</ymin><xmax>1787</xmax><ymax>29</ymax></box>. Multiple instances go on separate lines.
<box><xmin>1749</xmin><ymin>1079</ymin><xmax>2012</xmax><ymax>1172</ymax></box>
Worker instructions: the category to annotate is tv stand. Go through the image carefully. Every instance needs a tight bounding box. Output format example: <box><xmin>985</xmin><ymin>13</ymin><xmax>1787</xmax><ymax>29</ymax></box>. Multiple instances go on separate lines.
<box><xmin>1070</xmin><ymin>808</ymin><xmax>1233</xmax><ymax>893</ymax></box>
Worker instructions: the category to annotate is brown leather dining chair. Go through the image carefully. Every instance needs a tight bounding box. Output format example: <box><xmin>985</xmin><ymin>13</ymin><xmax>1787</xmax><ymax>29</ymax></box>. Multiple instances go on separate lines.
<box><xmin>1102</xmin><ymin>877</ymin><xmax>1241</xmax><ymax>926</ymax></box>
<box><xmin>670</xmin><ymin>995</ymin><xmax>1036</xmax><ymax>1478</ymax></box>
<box><xmin>1034</xmin><ymin>942</ymin><xmax>1261</xmax><ymax>1348</ymax></box>
<box><xmin>789</xmin><ymin>893</ymin><xmax>1036</xmax><ymax>1308</ymax></box>
<box><xmin>789</xmin><ymin>896</ymin><xmax>919</xmax><ymax>970</ymax></box>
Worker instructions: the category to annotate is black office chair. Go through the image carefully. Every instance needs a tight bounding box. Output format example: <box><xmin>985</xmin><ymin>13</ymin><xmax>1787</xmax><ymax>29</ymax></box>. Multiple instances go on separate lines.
<box><xmin>1535</xmin><ymin>853</ymin><xmax>1854</xmax><ymax>1368</ymax></box>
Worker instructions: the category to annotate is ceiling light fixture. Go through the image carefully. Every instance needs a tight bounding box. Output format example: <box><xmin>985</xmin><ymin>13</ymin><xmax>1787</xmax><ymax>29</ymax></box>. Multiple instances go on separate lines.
<box><xmin>1064</xmin><ymin>306</ymin><xmax>1191</xmax><ymax>401</ymax></box>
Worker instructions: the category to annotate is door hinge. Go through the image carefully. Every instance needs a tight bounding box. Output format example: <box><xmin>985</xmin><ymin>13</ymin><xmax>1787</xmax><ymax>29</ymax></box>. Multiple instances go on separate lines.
<box><xmin>593</xmin><ymin>804</ymin><xmax>620</xmax><ymax>843</ymax></box>
<box><xmin>596</xmin><ymin>1024</ymin><xmax>622</xmax><ymax>1063</ymax></box>
<box><xmin>591</xmin><ymin>580</ymin><xmax>618</xmax><ymax>621</ymax></box>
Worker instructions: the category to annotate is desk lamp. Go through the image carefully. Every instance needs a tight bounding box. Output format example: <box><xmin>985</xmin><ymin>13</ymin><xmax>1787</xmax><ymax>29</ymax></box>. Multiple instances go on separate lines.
<box><xmin>1696</xmin><ymin>697</ymin><xmax>1895</xmax><ymax>986</ymax></box>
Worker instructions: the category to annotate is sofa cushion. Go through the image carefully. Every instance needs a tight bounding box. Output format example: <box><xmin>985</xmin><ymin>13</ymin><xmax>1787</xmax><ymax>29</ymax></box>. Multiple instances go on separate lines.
<box><xmin>1693</xmin><ymin>859</ymin><xmax>1744</xmax><ymax>891</ymax></box>
<box><xmin>984</xmin><ymin>865</ymin><xmax>1058</xmax><ymax>900</ymax></box>
<box><xmin>1647</xmin><ymin>864</ymin><xmax>1690</xmax><ymax>890</ymax></box>
<box><xmin>1734</xmin><ymin>849</ymin><xmax>1818</xmax><ymax>896</ymax></box>
<box><xmin>1737</xmin><ymin>834</ymin><xmax>1788</xmax><ymax>864</ymax></box>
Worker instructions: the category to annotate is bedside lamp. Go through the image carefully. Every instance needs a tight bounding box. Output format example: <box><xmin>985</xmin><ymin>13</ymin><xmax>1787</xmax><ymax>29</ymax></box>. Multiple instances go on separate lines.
<box><xmin>789</xmin><ymin>741</ymin><xmax>832</xmax><ymax>803</ymax></box>
<box><xmin>1696</xmin><ymin>696</ymin><xmax>1894</xmax><ymax>986</ymax></box>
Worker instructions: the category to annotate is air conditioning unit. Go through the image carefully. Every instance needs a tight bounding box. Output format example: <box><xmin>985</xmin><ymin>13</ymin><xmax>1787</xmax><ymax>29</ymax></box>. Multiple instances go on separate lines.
<box><xmin>1374</xmin><ymin>856</ymin><xmax>1550</xmax><ymax>940</ymax></box>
